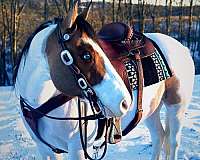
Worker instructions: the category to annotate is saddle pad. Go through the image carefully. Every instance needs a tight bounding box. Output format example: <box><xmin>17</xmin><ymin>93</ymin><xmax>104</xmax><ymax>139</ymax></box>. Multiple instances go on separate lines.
<box><xmin>125</xmin><ymin>48</ymin><xmax>172</xmax><ymax>90</ymax></box>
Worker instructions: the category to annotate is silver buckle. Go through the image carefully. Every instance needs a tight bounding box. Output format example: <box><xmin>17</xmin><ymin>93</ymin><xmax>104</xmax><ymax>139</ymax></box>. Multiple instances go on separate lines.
<box><xmin>60</xmin><ymin>50</ymin><xmax>73</xmax><ymax>66</ymax></box>
<box><xmin>78</xmin><ymin>78</ymin><xmax>88</xmax><ymax>90</ymax></box>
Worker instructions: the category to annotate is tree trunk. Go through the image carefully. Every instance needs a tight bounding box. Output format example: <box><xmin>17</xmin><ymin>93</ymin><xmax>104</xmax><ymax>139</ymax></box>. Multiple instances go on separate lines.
<box><xmin>124</xmin><ymin>0</ymin><xmax>128</xmax><ymax>23</ymax></box>
<box><xmin>166</xmin><ymin>0</ymin><xmax>172</xmax><ymax>34</ymax></box>
<box><xmin>128</xmin><ymin>0</ymin><xmax>132</xmax><ymax>25</ymax></box>
<box><xmin>0</xmin><ymin>0</ymin><xmax>26</xmax><ymax>85</ymax></box>
<box><xmin>178</xmin><ymin>0</ymin><xmax>184</xmax><ymax>42</ymax></box>
<box><xmin>112</xmin><ymin>0</ymin><xmax>115</xmax><ymax>22</ymax></box>
<box><xmin>101</xmin><ymin>0</ymin><xmax>105</xmax><ymax>26</ymax></box>
<box><xmin>187</xmin><ymin>0</ymin><xmax>194</xmax><ymax>48</ymax></box>
<box><xmin>150</xmin><ymin>0</ymin><xmax>158</xmax><ymax>32</ymax></box>
<box><xmin>54</xmin><ymin>0</ymin><xmax>62</xmax><ymax>16</ymax></box>
<box><xmin>44</xmin><ymin>0</ymin><xmax>49</xmax><ymax>21</ymax></box>
<box><xmin>138</xmin><ymin>0</ymin><xmax>145</xmax><ymax>33</ymax></box>
<box><xmin>116</xmin><ymin>0</ymin><xmax>122</xmax><ymax>22</ymax></box>
<box><xmin>165</xmin><ymin>0</ymin><xmax>168</xmax><ymax>34</ymax></box>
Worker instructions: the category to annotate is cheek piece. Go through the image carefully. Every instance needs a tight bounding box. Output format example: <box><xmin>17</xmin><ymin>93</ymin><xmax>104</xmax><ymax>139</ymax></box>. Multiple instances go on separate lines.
<box><xmin>59</xmin><ymin>33</ymin><xmax>104</xmax><ymax>114</ymax></box>
<box><xmin>58</xmin><ymin>31</ymin><xmax>111</xmax><ymax>159</ymax></box>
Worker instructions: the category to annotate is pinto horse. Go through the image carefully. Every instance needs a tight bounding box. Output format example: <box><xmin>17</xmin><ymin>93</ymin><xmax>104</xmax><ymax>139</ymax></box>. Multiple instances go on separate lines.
<box><xmin>14</xmin><ymin>3</ymin><xmax>194</xmax><ymax>160</ymax></box>
<box><xmin>14</xmin><ymin>3</ymin><xmax>131</xmax><ymax>160</ymax></box>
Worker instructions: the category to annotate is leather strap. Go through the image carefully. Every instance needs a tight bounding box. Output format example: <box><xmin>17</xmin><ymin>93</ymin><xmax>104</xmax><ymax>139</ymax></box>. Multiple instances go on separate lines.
<box><xmin>122</xmin><ymin>51</ymin><xmax>143</xmax><ymax>136</ymax></box>
<box><xmin>20</xmin><ymin>94</ymin><xmax>71</xmax><ymax>154</ymax></box>
<box><xmin>34</xmin><ymin>94</ymin><xmax>72</xmax><ymax>119</ymax></box>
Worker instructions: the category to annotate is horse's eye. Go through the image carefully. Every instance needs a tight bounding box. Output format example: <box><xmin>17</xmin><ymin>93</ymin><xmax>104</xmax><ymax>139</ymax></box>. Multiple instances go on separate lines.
<box><xmin>80</xmin><ymin>51</ymin><xmax>92</xmax><ymax>62</ymax></box>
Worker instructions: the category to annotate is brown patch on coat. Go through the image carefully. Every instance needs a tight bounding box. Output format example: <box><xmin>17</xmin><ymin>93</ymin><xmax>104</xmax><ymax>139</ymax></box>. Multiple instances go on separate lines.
<box><xmin>145</xmin><ymin>82</ymin><xmax>165</xmax><ymax>117</ymax></box>
<box><xmin>163</xmin><ymin>76</ymin><xmax>181</xmax><ymax>105</ymax></box>
<box><xmin>67</xmin><ymin>32</ymin><xmax>106</xmax><ymax>86</ymax></box>
<box><xmin>45</xmin><ymin>27</ymin><xmax>106</xmax><ymax>97</ymax></box>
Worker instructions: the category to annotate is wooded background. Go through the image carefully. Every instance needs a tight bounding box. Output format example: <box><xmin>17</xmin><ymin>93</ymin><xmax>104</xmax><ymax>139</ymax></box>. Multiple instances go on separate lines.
<box><xmin>0</xmin><ymin>0</ymin><xmax>200</xmax><ymax>86</ymax></box>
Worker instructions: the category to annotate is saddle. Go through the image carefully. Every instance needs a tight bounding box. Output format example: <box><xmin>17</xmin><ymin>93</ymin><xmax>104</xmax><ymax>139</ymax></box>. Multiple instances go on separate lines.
<box><xmin>98</xmin><ymin>22</ymin><xmax>155</xmax><ymax>58</ymax></box>
<box><xmin>96</xmin><ymin>22</ymin><xmax>157</xmax><ymax>143</ymax></box>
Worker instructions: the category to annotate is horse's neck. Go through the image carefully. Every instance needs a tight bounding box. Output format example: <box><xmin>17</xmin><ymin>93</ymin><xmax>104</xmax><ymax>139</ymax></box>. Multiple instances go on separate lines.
<box><xmin>16</xmin><ymin>24</ymin><xmax>58</xmax><ymax>108</ymax></box>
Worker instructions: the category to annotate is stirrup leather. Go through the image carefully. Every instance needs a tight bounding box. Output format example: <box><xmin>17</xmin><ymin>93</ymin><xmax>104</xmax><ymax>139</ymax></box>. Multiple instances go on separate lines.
<box><xmin>108</xmin><ymin>117</ymin><xmax>122</xmax><ymax>144</ymax></box>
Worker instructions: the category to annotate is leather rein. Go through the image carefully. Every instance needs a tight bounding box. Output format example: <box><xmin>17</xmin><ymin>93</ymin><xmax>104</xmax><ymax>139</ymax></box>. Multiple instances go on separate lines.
<box><xmin>20</xmin><ymin>18</ymin><xmax>108</xmax><ymax>160</ymax></box>
<box><xmin>98</xmin><ymin>25</ymin><xmax>144</xmax><ymax>136</ymax></box>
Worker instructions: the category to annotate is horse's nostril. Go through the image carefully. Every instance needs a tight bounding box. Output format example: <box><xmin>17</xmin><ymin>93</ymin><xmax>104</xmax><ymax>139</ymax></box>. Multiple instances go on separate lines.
<box><xmin>121</xmin><ymin>100</ymin><xmax>129</xmax><ymax>112</ymax></box>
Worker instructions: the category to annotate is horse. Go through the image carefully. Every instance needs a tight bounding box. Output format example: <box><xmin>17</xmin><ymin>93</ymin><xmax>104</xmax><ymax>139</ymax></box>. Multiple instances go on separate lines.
<box><xmin>14</xmin><ymin>2</ymin><xmax>195</xmax><ymax>160</ymax></box>
<box><xmin>14</xmin><ymin>2</ymin><xmax>132</xmax><ymax>160</ymax></box>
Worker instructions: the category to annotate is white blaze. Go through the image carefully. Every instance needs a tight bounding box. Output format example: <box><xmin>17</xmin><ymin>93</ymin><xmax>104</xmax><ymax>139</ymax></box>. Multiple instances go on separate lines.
<box><xmin>83</xmin><ymin>38</ymin><xmax>132</xmax><ymax>117</ymax></box>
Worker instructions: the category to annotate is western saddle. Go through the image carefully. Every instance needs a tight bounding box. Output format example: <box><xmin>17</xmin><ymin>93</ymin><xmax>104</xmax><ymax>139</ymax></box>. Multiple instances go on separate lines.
<box><xmin>97</xmin><ymin>22</ymin><xmax>156</xmax><ymax>143</ymax></box>
<box><xmin>98</xmin><ymin>22</ymin><xmax>155</xmax><ymax>58</ymax></box>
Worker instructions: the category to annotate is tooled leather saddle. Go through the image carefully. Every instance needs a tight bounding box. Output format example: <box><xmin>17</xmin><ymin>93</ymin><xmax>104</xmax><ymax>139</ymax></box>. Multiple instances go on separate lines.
<box><xmin>96</xmin><ymin>22</ymin><xmax>156</xmax><ymax>141</ymax></box>
<box><xmin>98</xmin><ymin>22</ymin><xmax>155</xmax><ymax>58</ymax></box>
<box><xmin>98</xmin><ymin>22</ymin><xmax>157</xmax><ymax>95</ymax></box>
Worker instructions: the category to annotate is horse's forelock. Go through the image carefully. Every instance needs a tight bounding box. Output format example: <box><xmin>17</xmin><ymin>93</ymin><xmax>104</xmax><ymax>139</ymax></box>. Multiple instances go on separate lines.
<box><xmin>75</xmin><ymin>15</ymin><xmax>95</xmax><ymax>39</ymax></box>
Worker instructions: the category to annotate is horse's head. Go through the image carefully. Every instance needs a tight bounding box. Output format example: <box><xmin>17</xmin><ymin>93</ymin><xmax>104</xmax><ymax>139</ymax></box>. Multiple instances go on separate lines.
<box><xmin>46</xmin><ymin>2</ymin><xmax>131</xmax><ymax>117</ymax></box>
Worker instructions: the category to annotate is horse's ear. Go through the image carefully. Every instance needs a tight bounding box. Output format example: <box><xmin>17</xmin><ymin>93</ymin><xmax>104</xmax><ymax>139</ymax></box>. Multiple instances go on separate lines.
<box><xmin>74</xmin><ymin>15</ymin><xmax>95</xmax><ymax>38</ymax></box>
<box><xmin>79</xmin><ymin>1</ymin><xmax>92</xmax><ymax>20</ymax></box>
<box><xmin>65</xmin><ymin>0</ymin><xmax>78</xmax><ymax>28</ymax></box>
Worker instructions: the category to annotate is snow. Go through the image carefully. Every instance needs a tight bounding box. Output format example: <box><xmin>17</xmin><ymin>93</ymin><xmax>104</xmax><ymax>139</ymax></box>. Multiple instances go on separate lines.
<box><xmin>0</xmin><ymin>76</ymin><xmax>200</xmax><ymax>160</ymax></box>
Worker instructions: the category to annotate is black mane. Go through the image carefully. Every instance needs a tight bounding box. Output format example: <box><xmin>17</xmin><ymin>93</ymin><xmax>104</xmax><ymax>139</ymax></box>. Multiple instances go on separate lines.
<box><xmin>13</xmin><ymin>19</ymin><xmax>59</xmax><ymax>83</ymax></box>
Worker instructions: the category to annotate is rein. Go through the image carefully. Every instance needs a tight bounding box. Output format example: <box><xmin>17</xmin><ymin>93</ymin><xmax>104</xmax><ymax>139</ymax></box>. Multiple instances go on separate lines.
<box><xmin>56</xmin><ymin>18</ymin><xmax>109</xmax><ymax>159</ymax></box>
<box><xmin>56</xmin><ymin>18</ymin><xmax>103</xmax><ymax>114</ymax></box>
<box><xmin>20</xmin><ymin>18</ymin><xmax>108</xmax><ymax>160</ymax></box>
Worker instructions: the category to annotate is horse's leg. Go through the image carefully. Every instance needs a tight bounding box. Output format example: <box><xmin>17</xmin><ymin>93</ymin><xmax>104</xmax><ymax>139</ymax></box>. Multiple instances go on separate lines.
<box><xmin>163</xmin><ymin>74</ymin><xmax>194</xmax><ymax>160</ymax></box>
<box><xmin>163</xmin><ymin>103</ymin><xmax>185</xmax><ymax>160</ymax></box>
<box><xmin>144</xmin><ymin>102</ymin><xmax>165</xmax><ymax>160</ymax></box>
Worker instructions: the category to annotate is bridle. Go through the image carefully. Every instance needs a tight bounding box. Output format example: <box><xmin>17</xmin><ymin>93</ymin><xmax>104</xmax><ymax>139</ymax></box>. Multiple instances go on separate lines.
<box><xmin>56</xmin><ymin>18</ymin><xmax>110</xmax><ymax>159</ymax></box>
<box><xmin>56</xmin><ymin>18</ymin><xmax>101</xmax><ymax>114</ymax></box>
<box><xmin>20</xmin><ymin>18</ymin><xmax>109</xmax><ymax>160</ymax></box>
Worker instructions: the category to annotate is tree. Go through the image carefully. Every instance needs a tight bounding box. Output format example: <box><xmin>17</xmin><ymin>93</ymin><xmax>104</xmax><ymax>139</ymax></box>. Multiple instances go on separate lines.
<box><xmin>101</xmin><ymin>0</ymin><xmax>105</xmax><ymax>26</ymax></box>
<box><xmin>165</xmin><ymin>0</ymin><xmax>173</xmax><ymax>34</ymax></box>
<box><xmin>44</xmin><ymin>0</ymin><xmax>49</xmax><ymax>21</ymax></box>
<box><xmin>187</xmin><ymin>0</ymin><xmax>194</xmax><ymax>48</ymax></box>
<box><xmin>116</xmin><ymin>0</ymin><xmax>122</xmax><ymax>22</ymax></box>
<box><xmin>178</xmin><ymin>0</ymin><xmax>184</xmax><ymax>42</ymax></box>
<box><xmin>138</xmin><ymin>0</ymin><xmax>146</xmax><ymax>32</ymax></box>
<box><xmin>112</xmin><ymin>0</ymin><xmax>115</xmax><ymax>22</ymax></box>
<box><xmin>150</xmin><ymin>0</ymin><xmax>158</xmax><ymax>32</ymax></box>
<box><xmin>0</xmin><ymin>0</ymin><xmax>27</xmax><ymax>85</ymax></box>
<box><xmin>128</xmin><ymin>0</ymin><xmax>133</xmax><ymax>25</ymax></box>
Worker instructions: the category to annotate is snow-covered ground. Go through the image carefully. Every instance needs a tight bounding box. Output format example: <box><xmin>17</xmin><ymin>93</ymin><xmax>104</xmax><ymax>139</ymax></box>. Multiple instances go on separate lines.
<box><xmin>0</xmin><ymin>76</ymin><xmax>200</xmax><ymax>160</ymax></box>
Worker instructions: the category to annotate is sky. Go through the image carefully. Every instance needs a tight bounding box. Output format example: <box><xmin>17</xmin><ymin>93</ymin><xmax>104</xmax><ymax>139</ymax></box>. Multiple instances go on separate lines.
<box><xmin>82</xmin><ymin>0</ymin><xmax>200</xmax><ymax>6</ymax></box>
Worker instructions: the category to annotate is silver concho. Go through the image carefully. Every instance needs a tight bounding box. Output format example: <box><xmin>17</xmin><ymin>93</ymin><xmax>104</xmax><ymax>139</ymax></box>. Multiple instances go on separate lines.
<box><xmin>63</xmin><ymin>34</ymin><xmax>70</xmax><ymax>41</ymax></box>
